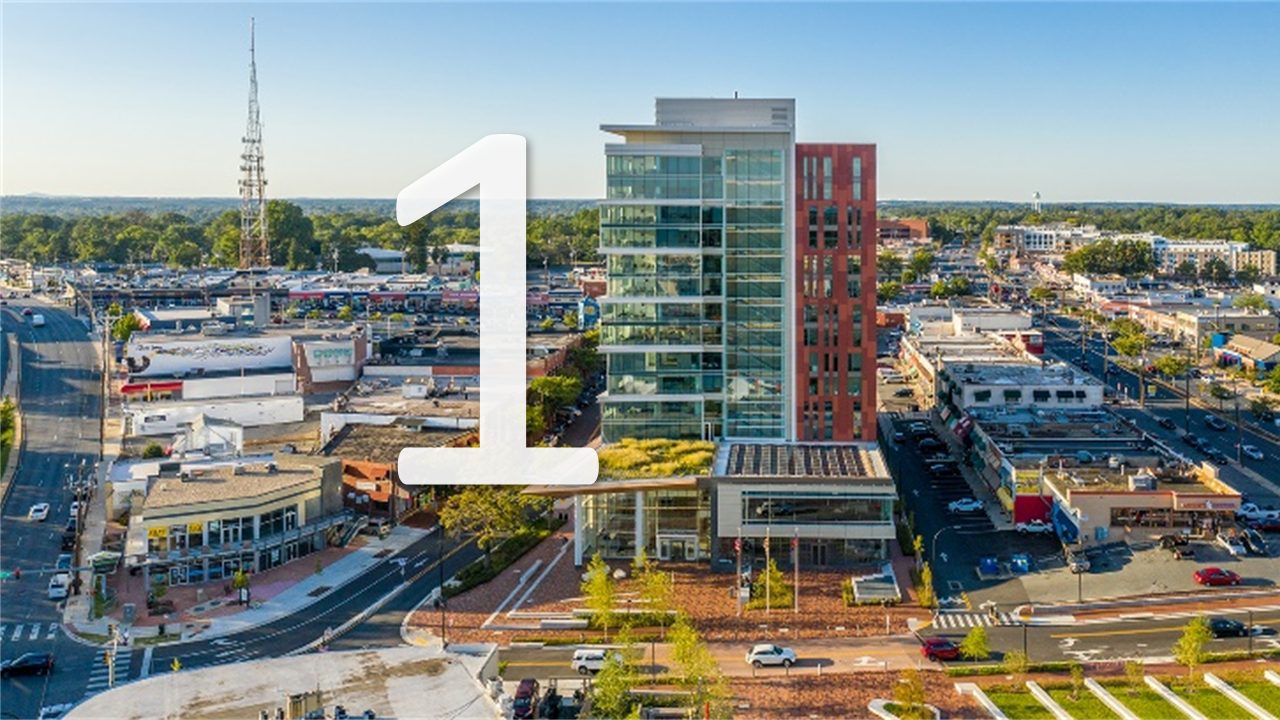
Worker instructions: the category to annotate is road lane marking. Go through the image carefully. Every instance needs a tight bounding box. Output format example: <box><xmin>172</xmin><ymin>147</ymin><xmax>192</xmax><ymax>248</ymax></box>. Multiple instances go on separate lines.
<box><xmin>28</xmin><ymin>624</ymin><xmax>39</xmax><ymax>639</ymax></box>
<box><xmin>1051</xmin><ymin>613</ymin><xmax>1280</xmax><ymax>639</ymax></box>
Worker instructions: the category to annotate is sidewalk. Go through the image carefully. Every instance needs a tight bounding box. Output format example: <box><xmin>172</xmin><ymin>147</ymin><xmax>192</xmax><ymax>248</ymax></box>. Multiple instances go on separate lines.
<box><xmin>69</xmin><ymin>525</ymin><xmax>431</xmax><ymax>643</ymax></box>
<box><xmin>929</xmin><ymin>413</ymin><xmax>1013</xmax><ymax>531</ymax></box>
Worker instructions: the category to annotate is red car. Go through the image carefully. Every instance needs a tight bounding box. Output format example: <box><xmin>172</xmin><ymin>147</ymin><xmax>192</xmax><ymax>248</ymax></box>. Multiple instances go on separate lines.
<box><xmin>920</xmin><ymin>637</ymin><xmax>960</xmax><ymax>661</ymax></box>
<box><xmin>1194</xmin><ymin>567</ymin><xmax>1242</xmax><ymax>586</ymax></box>
<box><xmin>1250</xmin><ymin>517</ymin><xmax>1280</xmax><ymax>533</ymax></box>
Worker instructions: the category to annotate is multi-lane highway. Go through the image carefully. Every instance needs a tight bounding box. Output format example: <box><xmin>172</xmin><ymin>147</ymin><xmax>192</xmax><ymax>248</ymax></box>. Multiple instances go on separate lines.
<box><xmin>1</xmin><ymin>298</ymin><xmax>104</xmax><ymax>720</ymax></box>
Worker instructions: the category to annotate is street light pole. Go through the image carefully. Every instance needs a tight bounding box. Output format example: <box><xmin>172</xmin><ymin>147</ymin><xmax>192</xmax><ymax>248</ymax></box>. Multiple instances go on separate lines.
<box><xmin>930</xmin><ymin>526</ymin><xmax>956</xmax><ymax>567</ymax></box>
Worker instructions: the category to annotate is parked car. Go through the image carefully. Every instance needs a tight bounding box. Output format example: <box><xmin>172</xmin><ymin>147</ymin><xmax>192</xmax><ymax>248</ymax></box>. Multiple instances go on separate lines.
<box><xmin>919</xmin><ymin>637</ymin><xmax>959</xmax><ymax>662</ymax></box>
<box><xmin>0</xmin><ymin>652</ymin><xmax>54</xmax><ymax>678</ymax></box>
<box><xmin>1181</xmin><ymin>433</ymin><xmax>1202</xmax><ymax>449</ymax></box>
<box><xmin>1066</xmin><ymin>551</ymin><xmax>1090</xmax><ymax>574</ymax></box>
<box><xmin>1194</xmin><ymin>567</ymin><xmax>1242</xmax><ymax>586</ymax></box>
<box><xmin>1157</xmin><ymin>417</ymin><xmax>1177</xmax><ymax>430</ymax></box>
<box><xmin>47</xmin><ymin>573</ymin><xmax>70</xmax><ymax>600</ymax></box>
<box><xmin>891</xmin><ymin>431</ymin><xmax>907</xmax><ymax>444</ymax></box>
<box><xmin>948</xmin><ymin>498</ymin><xmax>984</xmax><ymax>513</ymax></box>
<box><xmin>570</xmin><ymin>648</ymin><xmax>621</xmax><ymax>675</ymax></box>
<box><xmin>60</xmin><ymin>531</ymin><xmax>76</xmax><ymax>552</ymax></box>
<box><xmin>1208</xmin><ymin>617</ymin><xmax>1248</xmax><ymax>638</ymax></box>
<box><xmin>1217</xmin><ymin>531</ymin><xmax>1247</xmax><ymax>557</ymax></box>
<box><xmin>1205</xmin><ymin>416</ymin><xmax>1229</xmax><ymax>431</ymax></box>
<box><xmin>917</xmin><ymin>438</ymin><xmax>944</xmax><ymax>453</ymax></box>
<box><xmin>27</xmin><ymin>503</ymin><xmax>50</xmax><ymax>521</ymax></box>
<box><xmin>1249</xmin><ymin>516</ymin><xmax>1280</xmax><ymax>533</ymax></box>
<box><xmin>1237</xmin><ymin>503</ymin><xmax>1280</xmax><ymax>522</ymax></box>
<box><xmin>927</xmin><ymin>462</ymin><xmax>959</xmax><ymax>477</ymax></box>
<box><xmin>1241</xmin><ymin>445</ymin><xmax>1264</xmax><ymax>461</ymax></box>
<box><xmin>1016</xmin><ymin>519</ymin><xmax>1054</xmax><ymax>535</ymax></box>
<box><xmin>55</xmin><ymin>553</ymin><xmax>73</xmax><ymax>571</ymax></box>
<box><xmin>1208</xmin><ymin>448</ymin><xmax>1230</xmax><ymax>466</ymax></box>
<box><xmin>745</xmin><ymin>644</ymin><xmax>796</xmax><ymax>668</ymax></box>
<box><xmin>512</xmin><ymin>678</ymin><xmax>540</xmax><ymax>720</ymax></box>
<box><xmin>1241</xmin><ymin>528</ymin><xmax>1268</xmax><ymax>556</ymax></box>
<box><xmin>893</xmin><ymin>387</ymin><xmax>914</xmax><ymax>398</ymax></box>
<box><xmin>68</xmin><ymin>501</ymin><xmax>81</xmax><ymax>518</ymax></box>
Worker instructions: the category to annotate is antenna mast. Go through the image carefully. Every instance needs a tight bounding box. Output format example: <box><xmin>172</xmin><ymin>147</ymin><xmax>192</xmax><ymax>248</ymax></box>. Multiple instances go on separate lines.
<box><xmin>239</xmin><ymin>18</ymin><xmax>270</xmax><ymax>269</ymax></box>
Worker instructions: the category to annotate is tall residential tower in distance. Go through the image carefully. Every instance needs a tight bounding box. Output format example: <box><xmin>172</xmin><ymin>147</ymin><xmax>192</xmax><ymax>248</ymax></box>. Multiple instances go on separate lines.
<box><xmin>599</xmin><ymin>98</ymin><xmax>876</xmax><ymax>443</ymax></box>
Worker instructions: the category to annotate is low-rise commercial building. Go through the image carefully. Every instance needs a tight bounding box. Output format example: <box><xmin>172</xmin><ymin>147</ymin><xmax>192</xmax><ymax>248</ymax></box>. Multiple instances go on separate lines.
<box><xmin>939</xmin><ymin>361</ymin><xmax>1103</xmax><ymax>412</ymax></box>
<box><xmin>121</xmin><ymin>453</ymin><xmax>349</xmax><ymax>586</ymax></box>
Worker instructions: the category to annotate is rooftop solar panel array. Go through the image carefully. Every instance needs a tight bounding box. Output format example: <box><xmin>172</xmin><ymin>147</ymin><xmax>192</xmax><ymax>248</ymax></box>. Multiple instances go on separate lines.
<box><xmin>725</xmin><ymin>443</ymin><xmax>868</xmax><ymax>478</ymax></box>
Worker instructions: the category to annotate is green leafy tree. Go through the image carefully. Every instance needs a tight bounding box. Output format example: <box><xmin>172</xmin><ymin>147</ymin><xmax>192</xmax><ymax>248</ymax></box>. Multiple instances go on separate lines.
<box><xmin>266</xmin><ymin>200</ymin><xmax>315</xmax><ymax>270</ymax></box>
<box><xmin>1236</xmin><ymin>265</ymin><xmax>1262</xmax><ymax>285</ymax></box>
<box><xmin>107</xmin><ymin>301</ymin><xmax>124</xmax><ymax>317</ymax></box>
<box><xmin>748</xmin><ymin>557</ymin><xmax>792</xmax><ymax>610</ymax></box>
<box><xmin>632</xmin><ymin>549</ymin><xmax>674</xmax><ymax>621</ymax></box>
<box><xmin>305</xmin><ymin>309</ymin><xmax>322</xmax><ymax>320</ymax></box>
<box><xmin>590</xmin><ymin>651</ymin><xmax>639</xmax><ymax>719</ymax></box>
<box><xmin>205</xmin><ymin>210</ymin><xmax>242</xmax><ymax>267</ymax></box>
<box><xmin>893</xmin><ymin>667</ymin><xmax>929</xmax><ymax>720</ymax></box>
<box><xmin>581</xmin><ymin>553</ymin><xmax>617</xmax><ymax>640</ymax></box>
<box><xmin>142</xmin><ymin>442</ymin><xmax>165</xmax><ymax>459</ymax></box>
<box><xmin>438</xmin><ymin>486</ymin><xmax>550</xmax><ymax>566</ymax></box>
<box><xmin>1029</xmin><ymin>286</ymin><xmax>1056</xmax><ymax>303</ymax></box>
<box><xmin>337</xmin><ymin>305</ymin><xmax>354</xmax><ymax>321</ymax></box>
<box><xmin>539</xmin><ymin>317</ymin><xmax>555</xmax><ymax>331</ymax></box>
<box><xmin>908</xmin><ymin>249</ymin><xmax>935</xmax><ymax>277</ymax></box>
<box><xmin>878</xmin><ymin>251</ymin><xmax>904</xmax><ymax>278</ymax></box>
<box><xmin>669</xmin><ymin>615</ymin><xmax>728</xmax><ymax>716</ymax></box>
<box><xmin>1173</xmin><ymin>616</ymin><xmax>1212</xmax><ymax>682</ymax></box>
<box><xmin>918</xmin><ymin>562</ymin><xmax>936</xmax><ymax>609</ymax></box>
<box><xmin>878</xmin><ymin>281</ymin><xmax>903</xmax><ymax>302</ymax></box>
<box><xmin>111</xmin><ymin>313</ymin><xmax>143</xmax><ymax>343</ymax></box>
<box><xmin>1264</xmin><ymin>366</ymin><xmax>1280</xmax><ymax>394</ymax></box>
<box><xmin>1113</xmin><ymin>333</ymin><xmax>1149</xmax><ymax>359</ymax></box>
<box><xmin>1153</xmin><ymin>355</ymin><xmax>1190</xmax><ymax>378</ymax></box>
<box><xmin>1124</xmin><ymin>660</ymin><xmax>1145</xmax><ymax>696</ymax></box>
<box><xmin>527</xmin><ymin>375</ymin><xmax>582</xmax><ymax>430</ymax></box>
<box><xmin>959</xmin><ymin>625</ymin><xmax>990</xmax><ymax>661</ymax></box>
<box><xmin>1002</xmin><ymin>650</ymin><xmax>1030</xmax><ymax>684</ymax></box>
<box><xmin>1070</xmin><ymin>662</ymin><xmax>1086</xmax><ymax>701</ymax></box>
<box><xmin>1233</xmin><ymin>292</ymin><xmax>1270</xmax><ymax>313</ymax></box>
<box><xmin>1174</xmin><ymin>260</ymin><xmax>1198</xmax><ymax>279</ymax></box>
<box><xmin>1200</xmin><ymin>257</ymin><xmax>1232</xmax><ymax>284</ymax></box>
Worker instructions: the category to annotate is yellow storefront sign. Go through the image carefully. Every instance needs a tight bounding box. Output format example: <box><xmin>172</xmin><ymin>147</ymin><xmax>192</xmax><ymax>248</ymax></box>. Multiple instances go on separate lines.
<box><xmin>187</xmin><ymin>522</ymin><xmax>203</xmax><ymax>534</ymax></box>
<box><xmin>147</xmin><ymin>526</ymin><xmax>168</xmax><ymax>540</ymax></box>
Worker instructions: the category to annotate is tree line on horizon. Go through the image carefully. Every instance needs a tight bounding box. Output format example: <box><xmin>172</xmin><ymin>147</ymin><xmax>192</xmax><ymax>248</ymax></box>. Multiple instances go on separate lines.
<box><xmin>0</xmin><ymin>201</ymin><xmax>600</xmax><ymax>271</ymax></box>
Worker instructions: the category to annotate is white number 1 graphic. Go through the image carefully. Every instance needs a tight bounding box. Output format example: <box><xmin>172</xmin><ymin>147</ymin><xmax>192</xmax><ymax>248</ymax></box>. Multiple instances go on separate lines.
<box><xmin>395</xmin><ymin>135</ymin><xmax>599</xmax><ymax>486</ymax></box>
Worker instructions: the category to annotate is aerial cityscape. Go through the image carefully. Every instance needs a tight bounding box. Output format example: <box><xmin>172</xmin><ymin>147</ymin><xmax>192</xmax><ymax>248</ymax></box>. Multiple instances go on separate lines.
<box><xmin>2</xmin><ymin>3</ymin><xmax>1280</xmax><ymax>720</ymax></box>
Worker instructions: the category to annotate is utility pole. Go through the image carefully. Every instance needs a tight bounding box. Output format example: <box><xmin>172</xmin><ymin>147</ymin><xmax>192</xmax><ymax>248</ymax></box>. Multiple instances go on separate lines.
<box><xmin>238</xmin><ymin>18</ymin><xmax>270</xmax><ymax>269</ymax></box>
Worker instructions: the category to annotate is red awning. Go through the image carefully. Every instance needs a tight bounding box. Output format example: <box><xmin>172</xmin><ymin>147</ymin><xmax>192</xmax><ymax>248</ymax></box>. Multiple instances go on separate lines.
<box><xmin>120</xmin><ymin>381</ymin><xmax>183</xmax><ymax>395</ymax></box>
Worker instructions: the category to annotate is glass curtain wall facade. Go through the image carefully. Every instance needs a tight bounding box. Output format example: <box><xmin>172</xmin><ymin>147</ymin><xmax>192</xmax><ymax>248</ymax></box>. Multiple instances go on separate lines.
<box><xmin>600</xmin><ymin>99</ymin><xmax>795</xmax><ymax>442</ymax></box>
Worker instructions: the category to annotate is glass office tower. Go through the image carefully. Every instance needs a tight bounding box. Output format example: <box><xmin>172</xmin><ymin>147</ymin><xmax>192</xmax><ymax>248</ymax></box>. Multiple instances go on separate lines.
<box><xmin>600</xmin><ymin>98</ymin><xmax>795</xmax><ymax>441</ymax></box>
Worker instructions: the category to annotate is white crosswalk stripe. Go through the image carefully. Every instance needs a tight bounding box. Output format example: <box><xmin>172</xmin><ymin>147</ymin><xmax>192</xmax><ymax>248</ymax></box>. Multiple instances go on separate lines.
<box><xmin>933</xmin><ymin>611</ymin><xmax>1017</xmax><ymax>629</ymax></box>
<box><xmin>84</xmin><ymin>647</ymin><xmax>133</xmax><ymax>695</ymax></box>
<box><xmin>9</xmin><ymin>624</ymin><xmax>22</xmax><ymax>641</ymax></box>
<box><xmin>0</xmin><ymin>622</ymin><xmax>61</xmax><ymax>642</ymax></box>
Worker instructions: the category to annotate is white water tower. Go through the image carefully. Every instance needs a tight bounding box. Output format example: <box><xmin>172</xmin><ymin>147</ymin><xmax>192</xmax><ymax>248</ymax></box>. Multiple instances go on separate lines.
<box><xmin>1032</xmin><ymin>191</ymin><xmax>1042</xmax><ymax>213</ymax></box>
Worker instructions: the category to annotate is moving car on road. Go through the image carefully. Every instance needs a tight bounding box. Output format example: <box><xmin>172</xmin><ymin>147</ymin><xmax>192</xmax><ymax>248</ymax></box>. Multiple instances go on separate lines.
<box><xmin>27</xmin><ymin>503</ymin><xmax>50</xmax><ymax>521</ymax></box>
<box><xmin>1241</xmin><ymin>444</ymin><xmax>1264</xmax><ymax>461</ymax></box>
<box><xmin>1016</xmin><ymin>519</ymin><xmax>1053</xmax><ymax>534</ymax></box>
<box><xmin>1193</xmin><ymin>567</ymin><xmax>1242</xmax><ymax>586</ymax></box>
<box><xmin>0</xmin><ymin>653</ymin><xmax>54</xmax><ymax>678</ymax></box>
<box><xmin>745</xmin><ymin>644</ymin><xmax>796</xmax><ymax>668</ymax></box>
<box><xmin>1205</xmin><ymin>415</ymin><xmax>1229</xmax><ymax>431</ymax></box>
<box><xmin>1157</xmin><ymin>416</ymin><xmax>1177</xmax><ymax>430</ymax></box>
<box><xmin>947</xmin><ymin>498</ymin><xmax>984</xmax><ymax>514</ymax></box>
<box><xmin>1208</xmin><ymin>617</ymin><xmax>1248</xmax><ymax>638</ymax></box>
<box><xmin>920</xmin><ymin>637</ymin><xmax>959</xmax><ymax>661</ymax></box>
<box><xmin>570</xmin><ymin>648</ymin><xmax>621</xmax><ymax>675</ymax></box>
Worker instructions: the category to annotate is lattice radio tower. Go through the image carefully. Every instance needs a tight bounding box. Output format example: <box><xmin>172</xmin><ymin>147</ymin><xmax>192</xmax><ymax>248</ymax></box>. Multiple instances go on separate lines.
<box><xmin>238</xmin><ymin>18</ymin><xmax>270</xmax><ymax>269</ymax></box>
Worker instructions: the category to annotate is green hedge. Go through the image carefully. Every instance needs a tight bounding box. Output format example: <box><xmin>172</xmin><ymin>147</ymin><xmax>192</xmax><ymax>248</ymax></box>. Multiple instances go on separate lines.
<box><xmin>443</xmin><ymin>515</ymin><xmax>564</xmax><ymax>598</ymax></box>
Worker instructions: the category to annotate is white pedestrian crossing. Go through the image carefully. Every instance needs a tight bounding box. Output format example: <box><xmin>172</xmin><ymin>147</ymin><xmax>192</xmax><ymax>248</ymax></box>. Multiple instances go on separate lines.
<box><xmin>933</xmin><ymin>611</ymin><xmax>1017</xmax><ymax>629</ymax></box>
<box><xmin>0</xmin><ymin>622</ymin><xmax>60</xmax><ymax>642</ymax></box>
<box><xmin>84</xmin><ymin>647</ymin><xmax>133</xmax><ymax>695</ymax></box>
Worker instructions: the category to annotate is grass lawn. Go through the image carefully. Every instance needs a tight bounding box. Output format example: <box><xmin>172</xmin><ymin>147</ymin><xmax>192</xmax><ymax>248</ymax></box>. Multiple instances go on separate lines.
<box><xmin>1230</xmin><ymin>679</ymin><xmax>1280</xmax><ymax>709</ymax></box>
<box><xmin>1169</xmin><ymin>683</ymin><xmax>1252</xmax><ymax>720</ymax></box>
<box><xmin>984</xmin><ymin>689</ymin><xmax>1055</xmax><ymax>720</ymax></box>
<box><xmin>1045</xmin><ymin>687</ymin><xmax>1119</xmax><ymax>720</ymax></box>
<box><xmin>1102</xmin><ymin>684</ymin><xmax>1183</xmax><ymax>720</ymax></box>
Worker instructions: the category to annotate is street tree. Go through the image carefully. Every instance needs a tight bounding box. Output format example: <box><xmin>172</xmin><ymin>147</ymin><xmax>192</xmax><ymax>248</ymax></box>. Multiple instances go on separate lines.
<box><xmin>111</xmin><ymin>313</ymin><xmax>143</xmax><ymax>343</ymax></box>
<box><xmin>877</xmin><ymin>281</ymin><xmax>903</xmax><ymax>302</ymax></box>
<box><xmin>918</xmin><ymin>562</ymin><xmax>936</xmax><ymax>609</ymax></box>
<box><xmin>1070</xmin><ymin>662</ymin><xmax>1086</xmax><ymax>701</ymax></box>
<box><xmin>1153</xmin><ymin>355</ymin><xmax>1190</xmax><ymax>379</ymax></box>
<box><xmin>959</xmin><ymin>625</ymin><xmax>990</xmax><ymax>661</ymax></box>
<box><xmin>1200</xmin><ymin>257</ymin><xmax>1232</xmax><ymax>284</ymax></box>
<box><xmin>1173</xmin><ymin>616</ymin><xmax>1212</xmax><ymax>683</ymax></box>
<box><xmin>878</xmin><ymin>251</ymin><xmax>904</xmax><ymax>278</ymax></box>
<box><xmin>748</xmin><ymin>557</ymin><xmax>792</xmax><ymax>610</ymax></box>
<box><xmin>1124</xmin><ymin>660</ymin><xmax>1145</xmax><ymax>696</ymax></box>
<box><xmin>590</xmin><ymin>651</ymin><xmax>639</xmax><ymax>719</ymax></box>
<box><xmin>1174</xmin><ymin>260</ymin><xmax>1198</xmax><ymax>279</ymax></box>
<box><xmin>1113</xmin><ymin>333</ymin><xmax>1149</xmax><ymax>359</ymax></box>
<box><xmin>582</xmin><ymin>553</ymin><xmax>617</xmax><ymax>640</ymax></box>
<box><xmin>439</xmin><ymin>486</ymin><xmax>551</xmax><ymax>566</ymax></box>
<box><xmin>632</xmin><ymin>550</ymin><xmax>674</xmax><ymax>621</ymax></box>
<box><xmin>893</xmin><ymin>667</ymin><xmax>929</xmax><ymax>720</ymax></box>
<box><xmin>669</xmin><ymin>615</ymin><xmax>728</xmax><ymax>717</ymax></box>
<box><xmin>527</xmin><ymin>375</ymin><xmax>582</xmax><ymax>430</ymax></box>
<box><xmin>1002</xmin><ymin>650</ymin><xmax>1030</xmax><ymax>684</ymax></box>
<box><xmin>337</xmin><ymin>305</ymin><xmax>354</xmax><ymax>321</ymax></box>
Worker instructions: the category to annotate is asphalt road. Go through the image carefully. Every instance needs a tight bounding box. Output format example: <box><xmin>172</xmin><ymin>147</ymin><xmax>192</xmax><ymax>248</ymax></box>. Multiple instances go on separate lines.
<box><xmin>920</xmin><ymin>609</ymin><xmax>1280</xmax><ymax>664</ymax></box>
<box><xmin>1042</xmin><ymin>316</ymin><xmax>1280</xmax><ymax>504</ymax></box>
<box><xmin>1</xmin><ymin>299</ymin><xmax>103</xmax><ymax>720</ymax></box>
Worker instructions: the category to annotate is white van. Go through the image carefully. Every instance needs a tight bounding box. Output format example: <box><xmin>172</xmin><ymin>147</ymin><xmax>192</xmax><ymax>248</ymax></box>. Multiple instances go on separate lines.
<box><xmin>570</xmin><ymin>648</ymin><xmax>621</xmax><ymax>675</ymax></box>
<box><xmin>31</xmin><ymin>314</ymin><xmax>46</xmax><ymax>328</ymax></box>
<box><xmin>47</xmin><ymin>573</ymin><xmax>70</xmax><ymax>600</ymax></box>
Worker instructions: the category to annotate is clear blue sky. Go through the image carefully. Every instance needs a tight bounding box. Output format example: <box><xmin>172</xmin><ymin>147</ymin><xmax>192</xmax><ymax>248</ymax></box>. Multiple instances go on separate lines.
<box><xmin>3</xmin><ymin>3</ymin><xmax>1278</xmax><ymax>203</ymax></box>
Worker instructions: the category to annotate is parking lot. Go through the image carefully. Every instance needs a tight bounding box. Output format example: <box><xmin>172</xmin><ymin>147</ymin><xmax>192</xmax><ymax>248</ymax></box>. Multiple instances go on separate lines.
<box><xmin>885</xmin><ymin>414</ymin><xmax>1280</xmax><ymax>609</ymax></box>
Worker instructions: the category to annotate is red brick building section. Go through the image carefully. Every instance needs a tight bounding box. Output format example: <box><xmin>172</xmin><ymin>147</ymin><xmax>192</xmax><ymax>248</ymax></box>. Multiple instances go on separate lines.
<box><xmin>877</xmin><ymin>217</ymin><xmax>929</xmax><ymax>242</ymax></box>
<box><xmin>795</xmin><ymin>144</ymin><xmax>877</xmax><ymax>442</ymax></box>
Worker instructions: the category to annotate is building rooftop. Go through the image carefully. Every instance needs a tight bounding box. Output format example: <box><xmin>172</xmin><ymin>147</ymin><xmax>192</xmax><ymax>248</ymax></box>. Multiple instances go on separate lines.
<box><xmin>714</xmin><ymin>441</ymin><xmax>889</xmax><ymax>480</ymax></box>
<box><xmin>324</xmin><ymin>422</ymin><xmax>472</xmax><ymax>465</ymax></box>
<box><xmin>946</xmin><ymin>361</ymin><xmax>1100</xmax><ymax>388</ymax></box>
<box><xmin>142</xmin><ymin>455</ymin><xmax>336</xmax><ymax>511</ymax></box>
<box><xmin>336</xmin><ymin>382</ymin><xmax>479</xmax><ymax>419</ymax></box>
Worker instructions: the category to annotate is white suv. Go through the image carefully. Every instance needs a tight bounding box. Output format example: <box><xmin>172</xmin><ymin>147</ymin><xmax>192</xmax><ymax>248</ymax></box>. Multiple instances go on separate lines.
<box><xmin>745</xmin><ymin>644</ymin><xmax>796</xmax><ymax>668</ymax></box>
<box><xmin>570</xmin><ymin>648</ymin><xmax>621</xmax><ymax>675</ymax></box>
